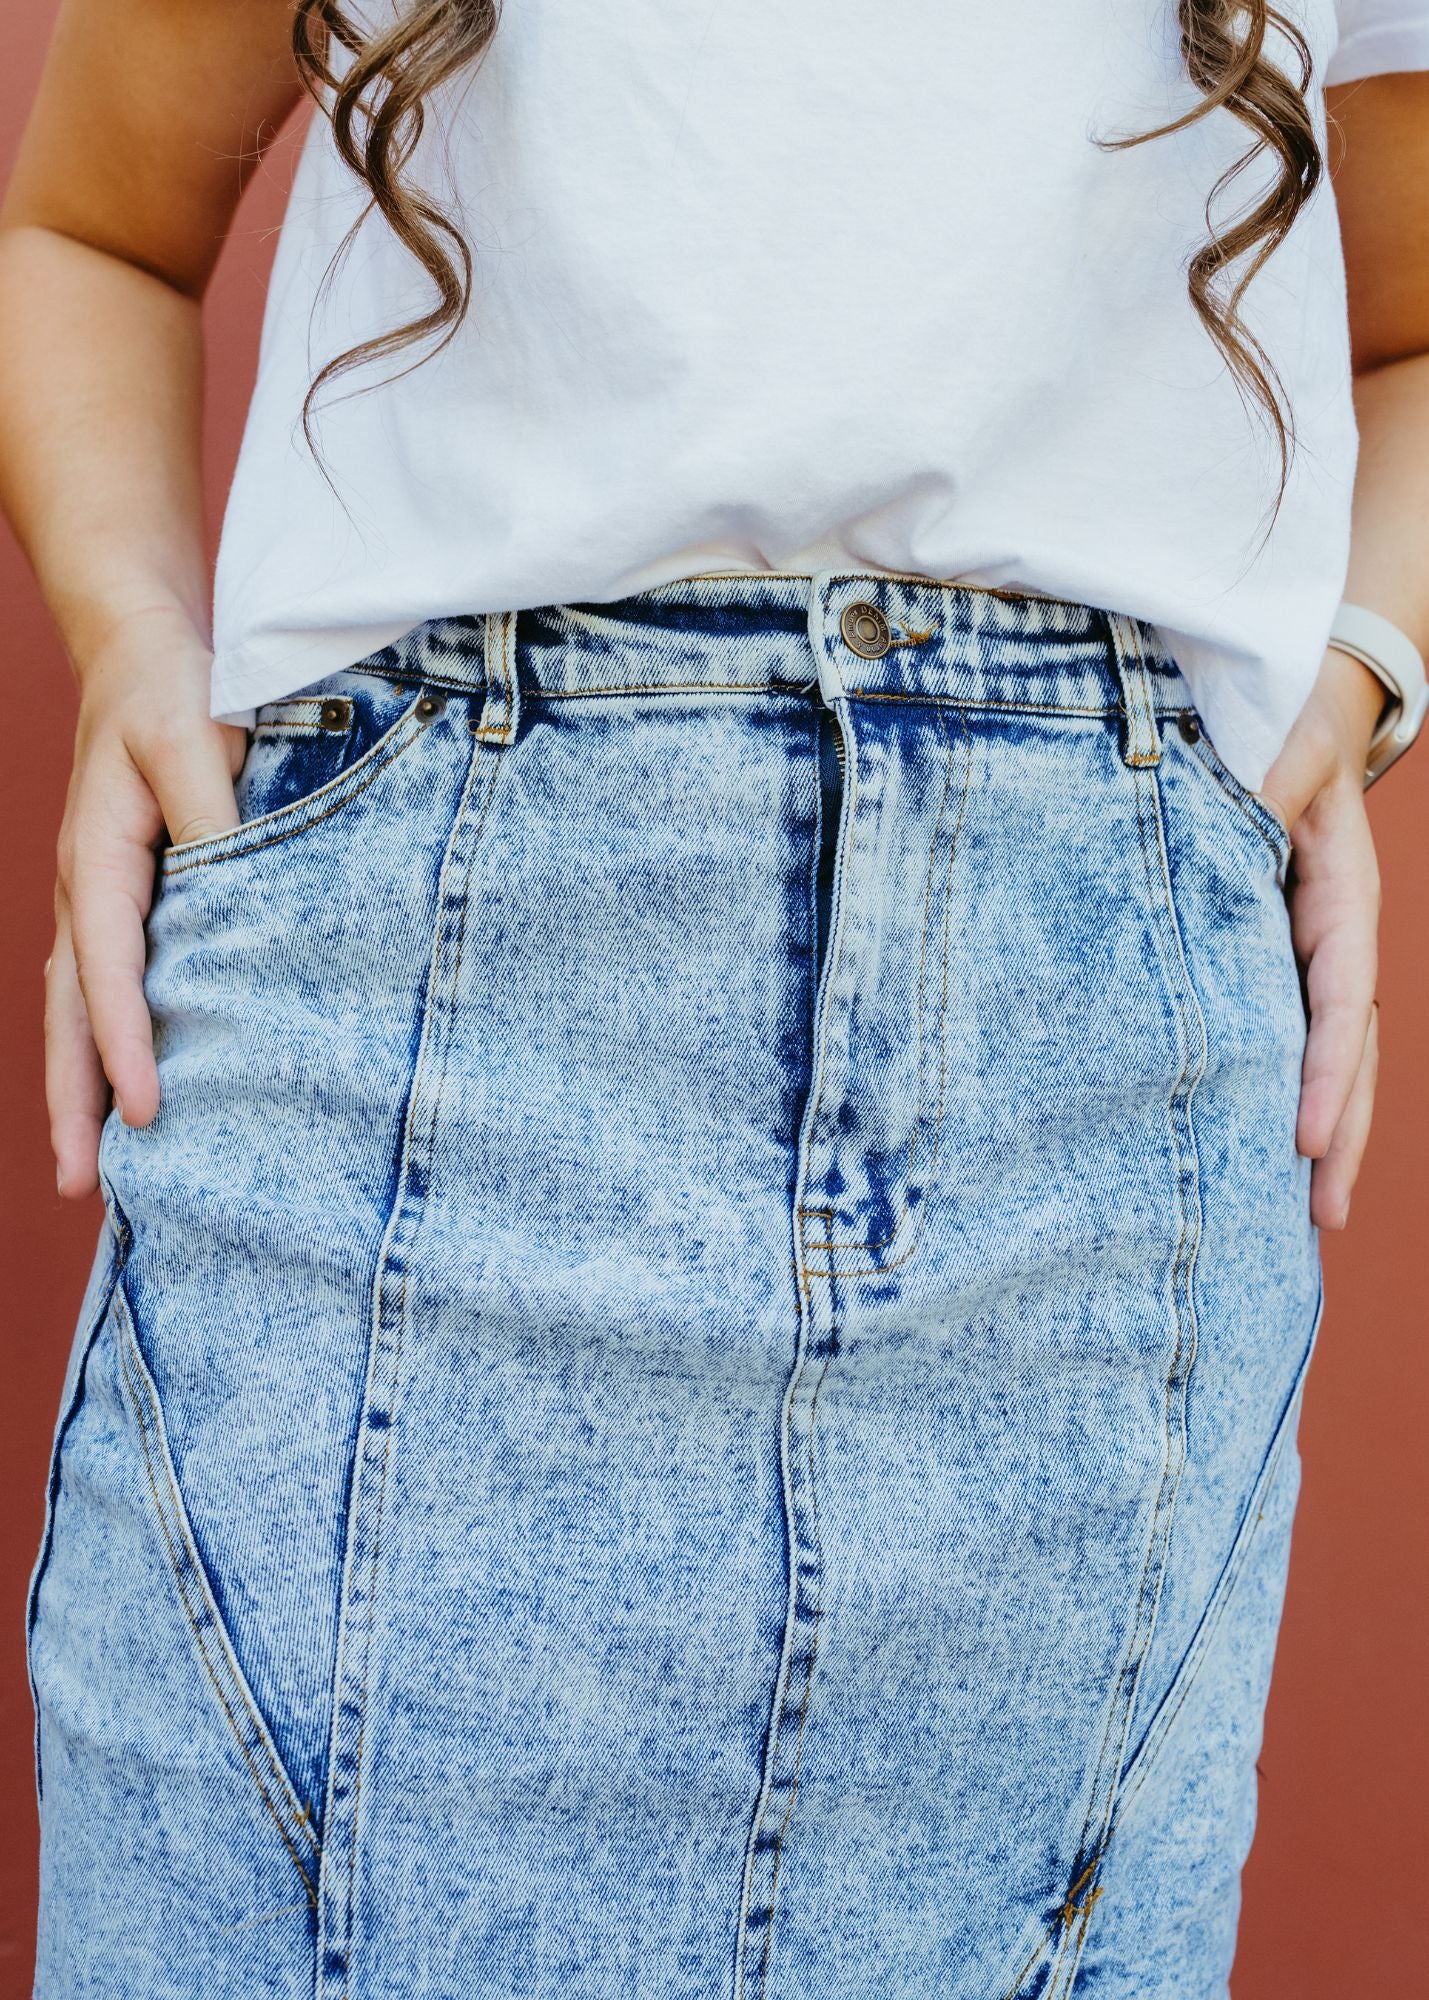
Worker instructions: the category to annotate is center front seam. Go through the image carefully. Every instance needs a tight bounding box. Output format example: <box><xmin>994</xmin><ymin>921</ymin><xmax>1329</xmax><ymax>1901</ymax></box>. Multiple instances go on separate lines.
<box><xmin>731</xmin><ymin>660</ymin><xmax>861</xmax><ymax>2000</ymax></box>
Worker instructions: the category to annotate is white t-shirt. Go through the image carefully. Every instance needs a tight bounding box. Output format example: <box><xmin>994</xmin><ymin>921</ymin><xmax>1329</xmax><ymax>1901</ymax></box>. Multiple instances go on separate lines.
<box><xmin>211</xmin><ymin>0</ymin><xmax>1429</xmax><ymax>788</ymax></box>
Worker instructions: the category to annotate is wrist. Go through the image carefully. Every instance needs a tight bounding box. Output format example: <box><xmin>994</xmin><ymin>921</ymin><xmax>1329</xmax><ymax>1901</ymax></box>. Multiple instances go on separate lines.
<box><xmin>1323</xmin><ymin>644</ymin><xmax>1389</xmax><ymax>766</ymax></box>
<box><xmin>65</xmin><ymin>592</ymin><xmax>211</xmax><ymax>690</ymax></box>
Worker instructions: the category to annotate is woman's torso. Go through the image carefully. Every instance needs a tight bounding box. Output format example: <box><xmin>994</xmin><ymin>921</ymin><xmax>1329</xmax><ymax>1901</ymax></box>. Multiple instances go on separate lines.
<box><xmin>213</xmin><ymin>0</ymin><xmax>1367</xmax><ymax>789</ymax></box>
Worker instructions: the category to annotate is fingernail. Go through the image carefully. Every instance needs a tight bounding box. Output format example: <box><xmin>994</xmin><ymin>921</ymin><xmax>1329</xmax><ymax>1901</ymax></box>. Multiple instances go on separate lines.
<box><xmin>56</xmin><ymin>1168</ymin><xmax>65</xmax><ymax>1196</ymax></box>
<box><xmin>114</xmin><ymin>1094</ymin><xmax>126</xmax><ymax>1122</ymax></box>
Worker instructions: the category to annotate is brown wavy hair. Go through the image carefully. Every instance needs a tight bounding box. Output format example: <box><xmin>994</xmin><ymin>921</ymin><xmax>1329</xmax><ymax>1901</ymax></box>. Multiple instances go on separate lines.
<box><xmin>293</xmin><ymin>0</ymin><xmax>1321</xmax><ymax>493</ymax></box>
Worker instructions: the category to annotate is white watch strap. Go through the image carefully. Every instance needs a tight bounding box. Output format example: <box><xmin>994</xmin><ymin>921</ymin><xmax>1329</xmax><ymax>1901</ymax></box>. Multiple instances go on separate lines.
<box><xmin>1328</xmin><ymin>602</ymin><xmax>1429</xmax><ymax>786</ymax></box>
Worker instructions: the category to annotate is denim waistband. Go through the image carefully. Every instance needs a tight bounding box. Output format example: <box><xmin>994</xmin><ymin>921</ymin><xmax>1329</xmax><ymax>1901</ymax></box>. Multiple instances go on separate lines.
<box><xmin>368</xmin><ymin>570</ymin><xmax>1195</xmax><ymax>720</ymax></box>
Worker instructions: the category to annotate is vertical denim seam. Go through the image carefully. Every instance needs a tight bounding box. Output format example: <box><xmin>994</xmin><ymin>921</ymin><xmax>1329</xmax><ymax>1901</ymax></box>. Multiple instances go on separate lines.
<box><xmin>788</xmin><ymin>699</ymin><xmax>862</xmax><ymax>1297</ymax></box>
<box><xmin>113</xmin><ymin>1288</ymin><xmax>320</xmax><ymax>1899</ymax></box>
<box><xmin>732</xmin><ymin>693</ymin><xmax>860</xmax><ymax>2000</ymax></box>
<box><xmin>798</xmin><ymin>703</ymin><xmax>970</xmax><ymax>1270</ymax></box>
<box><xmin>745</xmin><ymin>698</ymin><xmax>969</xmax><ymax>1992</ymax></box>
<box><xmin>737</xmin><ymin>706</ymin><xmax>840</xmax><ymax>1990</ymax></box>
<box><xmin>1078</xmin><ymin>755</ymin><xmax>1207</xmax><ymax>1990</ymax></box>
<box><xmin>1026</xmin><ymin>747</ymin><xmax>1208</xmax><ymax>2000</ymax></box>
<box><xmin>753</xmin><ymin>1217</ymin><xmax>840</xmax><ymax>2000</ymax></box>
<box><xmin>1057</xmin><ymin>1877</ymin><xmax>1105</xmax><ymax>1998</ymax></box>
<box><xmin>337</xmin><ymin>747</ymin><xmax>499</xmax><ymax>1977</ymax></box>
<box><xmin>994</xmin><ymin>1857</ymin><xmax>1100</xmax><ymax>2000</ymax></box>
<box><xmin>313</xmin><ymin>714</ymin><xmax>508</xmax><ymax>2000</ymax></box>
<box><xmin>796</xmin><ymin>708</ymin><xmax>952</xmax><ymax>1248</ymax></box>
<box><xmin>1106</xmin><ymin>1273</ymin><xmax>1325</xmax><ymax>1835</ymax></box>
<box><xmin>25</xmin><ymin>1214</ymin><xmax>127</xmax><ymax>1805</ymax></box>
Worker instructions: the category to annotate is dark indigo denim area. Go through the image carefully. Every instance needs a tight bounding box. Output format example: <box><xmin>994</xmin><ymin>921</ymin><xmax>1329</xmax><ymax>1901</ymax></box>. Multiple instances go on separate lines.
<box><xmin>29</xmin><ymin>574</ymin><xmax>1320</xmax><ymax>1999</ymax></box>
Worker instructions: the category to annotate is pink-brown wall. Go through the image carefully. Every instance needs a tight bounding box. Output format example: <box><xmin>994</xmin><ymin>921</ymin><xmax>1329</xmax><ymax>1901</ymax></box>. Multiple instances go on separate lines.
<box><xmin>2</xmin><ymin>15</ymin><xmax>1426</xmax><ymax>1995</ymax></box>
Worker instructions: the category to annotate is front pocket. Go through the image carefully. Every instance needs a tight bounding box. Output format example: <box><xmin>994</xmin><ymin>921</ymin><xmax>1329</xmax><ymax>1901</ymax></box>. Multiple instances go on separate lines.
<box><xmin>161</xmin><ymin>670</ymin><xmax>429</xmax><ymax>880</ymax></box>
<box><xmin>229</xmin><ymin>692</ymin><xmax>360</xmax><ymax>823</ymax></box>
<box><xmin>1174</xmin><ymin>712</ymin><xmax>1294</xmax><ymax>871</ymax></box>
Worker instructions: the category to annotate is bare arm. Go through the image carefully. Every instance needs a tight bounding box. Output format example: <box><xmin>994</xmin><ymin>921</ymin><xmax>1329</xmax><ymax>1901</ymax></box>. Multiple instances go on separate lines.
<box><xmin>0</xmin><ymin>0</ymin><xmax>301</xmax><ymax>1195</ymax></box>
<box><xmin>1</xmin><ymin>0</ymin><xmax>301</xmax><ymax>656</ymax></box>
<box><xmin>1333</xmin><ymin>72</ymin><xmax>1429</xmax><ymax>652</ymax></box>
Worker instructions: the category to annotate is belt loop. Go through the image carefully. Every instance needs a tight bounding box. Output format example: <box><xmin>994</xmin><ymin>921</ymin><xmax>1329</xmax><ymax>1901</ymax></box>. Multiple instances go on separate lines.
<box><xmin>479</xmin><ymin>611</ymin><xmax>521</xmax><ymax>745</ymax></box>
<box><xmin>1107</xmin><ymin>613</ymin><xmax>1162</xmax><ymax>768</ymax></box>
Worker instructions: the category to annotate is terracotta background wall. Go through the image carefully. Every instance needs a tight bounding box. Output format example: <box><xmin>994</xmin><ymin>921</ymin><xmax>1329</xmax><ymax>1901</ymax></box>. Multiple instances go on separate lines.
<box><xmin>3</xmin><ymin>16</ymin><xmax>1427</xmax><ymax>1998</ymax></box>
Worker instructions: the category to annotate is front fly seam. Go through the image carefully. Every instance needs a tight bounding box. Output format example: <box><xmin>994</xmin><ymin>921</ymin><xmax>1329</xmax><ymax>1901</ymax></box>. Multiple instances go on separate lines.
<box><xmin>731</xmin><ymin>623</ymin><xmax>859</xmax><ymax>2000</ymax></box>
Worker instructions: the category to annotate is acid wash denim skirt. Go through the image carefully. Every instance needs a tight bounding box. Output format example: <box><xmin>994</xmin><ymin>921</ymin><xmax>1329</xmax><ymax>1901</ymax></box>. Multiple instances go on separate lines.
<box><xmin>30</xmin><ymin>575</ymin><xmax>1321</xmax><ymax>2000</ymax></box>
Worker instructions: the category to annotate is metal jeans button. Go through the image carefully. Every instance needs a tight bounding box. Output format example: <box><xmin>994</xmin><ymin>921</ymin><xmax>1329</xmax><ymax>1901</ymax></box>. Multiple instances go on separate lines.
<box><xmin>840</xmin><ymin>601</ymin><xmax>892</xmax><ymax>659</ymax></box>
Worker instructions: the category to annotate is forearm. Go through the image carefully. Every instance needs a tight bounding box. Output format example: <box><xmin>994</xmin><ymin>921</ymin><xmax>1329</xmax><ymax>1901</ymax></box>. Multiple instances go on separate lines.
<box><xmin>1344</xmin><ymin>351</ymin><xmax>1429</xmax><ymax>661</ymax></box>
<box><xmin>0</xmin><ymin>222</ymin><xmax>208</xmax><ymax>673</ymax></box>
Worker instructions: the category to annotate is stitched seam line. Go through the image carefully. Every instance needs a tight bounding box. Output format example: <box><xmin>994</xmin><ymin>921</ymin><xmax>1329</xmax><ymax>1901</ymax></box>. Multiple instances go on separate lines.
<box><xmin>116</xmin><ymin>1294</ymin><xmax>318</xmax><ymax>1850</ymax></box>
<box><xmin>995</xmin><ymin>743</ymin><xmax>1205</xmax><ymax>2000</ymax></box>
<box><xmin>522</xmin><ymin>685</ymin><xmax>1175</xmax><ymax>717</ymax></box>
<box><xmin>1186</xmin><ymin>738</ymin><xmax>1291</xmax><ymax>868</ymax></box>
<box><xmin>786</xmin><ymin>706</ymin><xmax>863</xmax><ymax>1296</ymax></box>
<box><xmin>1006</xmin><ymin>1856</ymin><xmax>1097</xmax><ymax>2000</ymax></box>
<box><xmin>1054</xmin><ymin>1884</ymin><xmax>1103</xmax><ymax>1998</ymax></box>
<box><xmin>26</xmin><ymin>1227</ymin><xmax>127</xmax><ymax>1803</ymax></box>
<box><xmin>163</xmin><ymin>702</ymin><xmax>429</xmax><ymax>876</ymax></box>
<box><xmin>1038</xmin><ymin>756</ymin><xmax>1206</xmax><ymax>1985</ymax></box>
<box><xmin>732</xmin><ymin>719</ymin><xmax>854</xmax><ymax>2000</ymax></box>
<box><xmin>799</xmin><ymin>704</ymin><xmax>971</xmax><ymax>1274</ymax></box>
<box><xmin>339</xmin><ymin>780</ymin><xmax>492</xmax><ymax>1954</ymax></box>
<box><xmin>754</xmin><ymin>1244</ymin><xmax>838</xmax><ymax>2000</ymax></box>
<box><xmin>1052</xmin><ymin>1868</ymin><xmax>1105</xmax><ymax>1998</ymax></box>
<box><xmin>115</xmin><ymin>1311</ymin><xmax>318</xmax><ymax>1896</ymax></box>
<box><xmin>1109</xmin><ymin>1294</ymin><xmax>1319</xmax><ymax>1830</ymax></box>
<box><xmin>1070</xmin><ymin>763</ymin><xmax>1195</xmax><ymax>1849</ymax></box>
<box><xmin>323</xmin><ymin>717</ymin><xmax>507</xmax><ymax>1992</ymax></box>
<box><xmin>797</xmin><ymin>707</ymin><xmax>956</xmax><ymax>1254</ymax></box>
<box><xmin>346</xmin><ymin>661</ymin><xmax>480</xmax><ymax>697</ymax></box>
<box><xmin>999</xmin><ymin>1930</ymin><xmax>1052</xmax><ymax>2000</ymax></box>
<box><xmin>527</xmin><ymin>680</ymin><xmax>807</xmax><ymax>700</ymax></box>
<box><xmin>744</xmin><ymin>1184</ymin><xmax>836</xmax><ymax>2000</ymax></box>
<box><xmin>1092</xmin><ymin>761</ymin><xmax>1209</xmax><ymax>1921</ymax></box>
<box><xmin>1115</xmin><ymin>1429</ymin><xmax>1293</xmax><ymax>1825</ymax></box>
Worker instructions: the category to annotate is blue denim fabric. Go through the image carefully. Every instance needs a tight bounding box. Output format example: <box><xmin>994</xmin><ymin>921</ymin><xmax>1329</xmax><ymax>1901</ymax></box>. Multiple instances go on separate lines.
<box><xmin>29</xmin><ymin>575</ymin><xmax>1321</xmax><ymax>1999</ymax></box>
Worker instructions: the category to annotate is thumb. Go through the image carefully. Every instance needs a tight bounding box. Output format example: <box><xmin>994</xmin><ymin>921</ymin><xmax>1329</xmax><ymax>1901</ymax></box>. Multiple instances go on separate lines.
<box><xmin>148</xmin><ymin>722</ymin><xmax>245</xmax><ymax>848</ymax></box>
<box><xmin>1256</xmin><ymin>726</ymin><xmax>1324</xmax><ymax>844</ymax></box>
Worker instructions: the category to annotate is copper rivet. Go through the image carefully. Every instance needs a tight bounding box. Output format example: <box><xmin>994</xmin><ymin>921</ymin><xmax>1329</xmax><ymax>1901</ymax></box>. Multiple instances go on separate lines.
<box><xmin>1177</xmin><ymin>709</ymin><xmax>1201</xmax><ymax>743</ymax></box>
<box><xmin>416</xmin><ymin>693</ymin><xmax>445</xmax><ymax>718</ymax></box>
<box><xmin>319</xmin><ymin>699</ymin><xmax>350</xmax><ymax>730</ymax></box>
<box><xmin>840</xmin><ymin>601</ymin><xmax>892</xmax><ymax>659</ymax></box>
